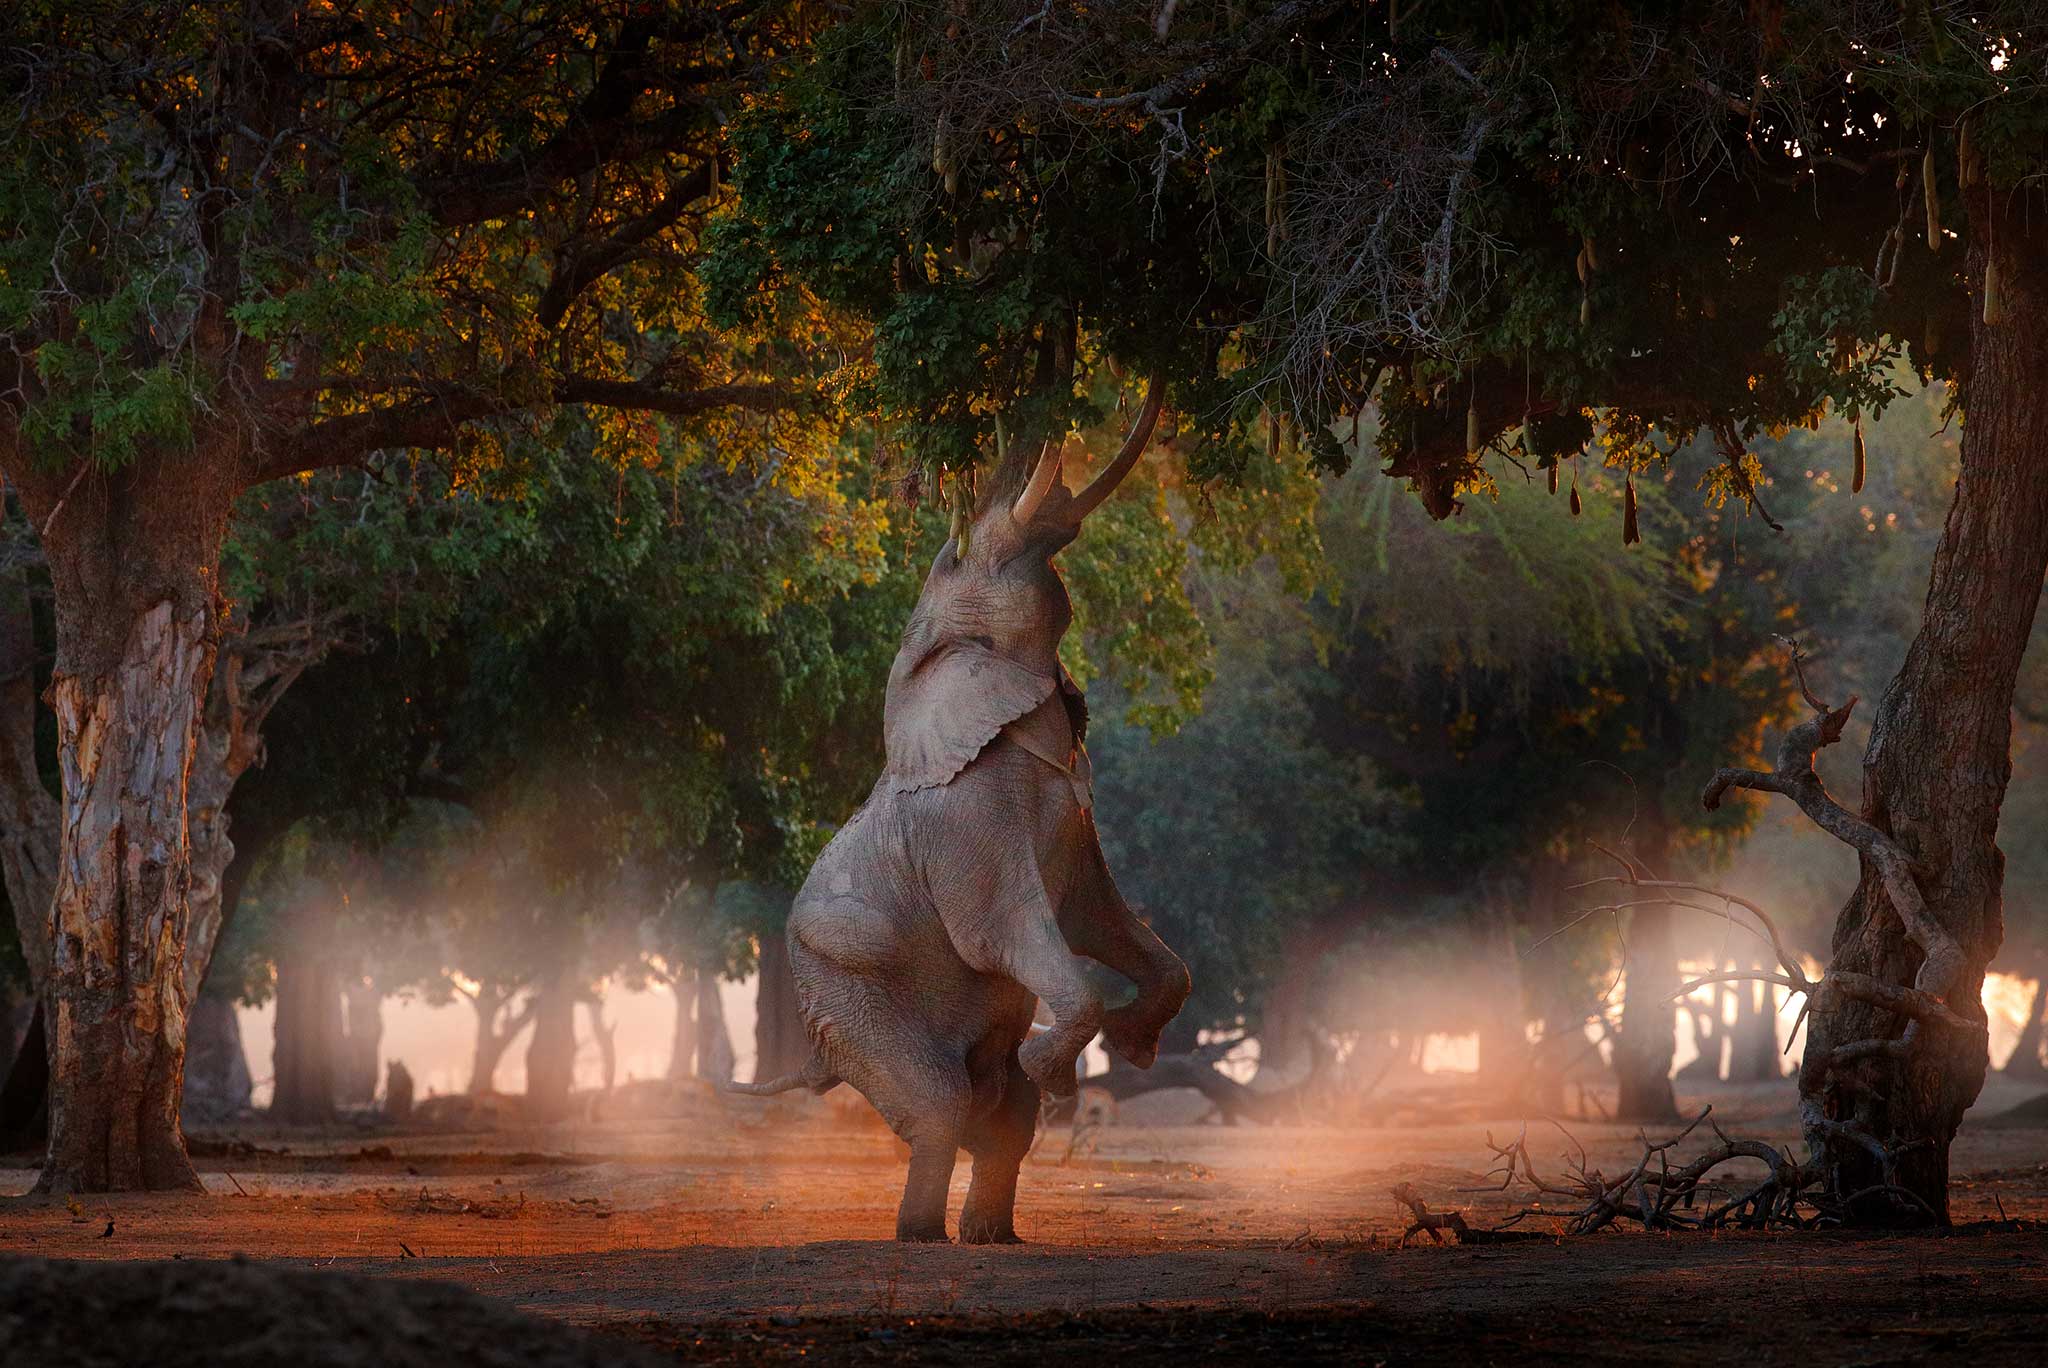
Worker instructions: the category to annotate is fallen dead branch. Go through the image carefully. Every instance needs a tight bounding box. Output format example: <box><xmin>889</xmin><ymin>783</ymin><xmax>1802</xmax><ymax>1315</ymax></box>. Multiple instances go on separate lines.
<box><xmin>1389</xmin><ymin>1183</ymin><xmax>1552</xmax><ymax>1245</ymax></box>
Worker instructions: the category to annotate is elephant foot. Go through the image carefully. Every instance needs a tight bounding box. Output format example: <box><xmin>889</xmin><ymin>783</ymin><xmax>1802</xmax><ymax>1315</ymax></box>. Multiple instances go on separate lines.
<box><xmin>959</xmin><ymin>1220</ymin><xmax>1024</xmax><ymax>1245</ymax></box>
<box><xmin>1018</xmin><ymin>1033</ymin><xmax>1080</xmax><ymax>1099</ymax></box>
<box><xmin>1101</xmin><ymin>1009</ymin><xmax>1163</xmax><ymax>1069</ymax></box>
<box><xmin>894</xmin><ymin>1221</ymin><xmax>952</xmax><ymax>1243</ymax></box>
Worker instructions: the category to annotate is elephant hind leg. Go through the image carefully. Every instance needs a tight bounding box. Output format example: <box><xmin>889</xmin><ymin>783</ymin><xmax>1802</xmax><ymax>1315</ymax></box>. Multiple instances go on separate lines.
<box><xmin>812</xmin><ymin>979</ymin><xmax>970</xmax><ymax>1242</ymax></box>
<box><xmin>960</xmin><ymin>1052</ymin><xmax>1039</xmax><ymax>1245</ymax></box>
<box><xmin>874</xmin><ymin>1067</ymin><xmax>968</xmax><ymax>1241</ymax></box>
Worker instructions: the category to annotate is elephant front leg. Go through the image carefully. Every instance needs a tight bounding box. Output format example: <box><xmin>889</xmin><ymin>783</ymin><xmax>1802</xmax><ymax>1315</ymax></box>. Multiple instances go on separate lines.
<box><xmin>1060</xmin><ymin>855</ymin><xmax>1190</xmax><ymax>1068</ymax></box>
<box><xmin>1006</xmin><ymin>906</ymin><xmax>1103</xmax><ymax>1100</ymax></box>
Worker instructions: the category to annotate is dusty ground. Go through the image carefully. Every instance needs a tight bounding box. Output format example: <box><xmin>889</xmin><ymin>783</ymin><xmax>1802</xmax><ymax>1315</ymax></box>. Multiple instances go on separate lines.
<box><xmin>4</xmin><ymin>1076</ymin><xmax>2046</xmax><ymax>1365</ymax></box>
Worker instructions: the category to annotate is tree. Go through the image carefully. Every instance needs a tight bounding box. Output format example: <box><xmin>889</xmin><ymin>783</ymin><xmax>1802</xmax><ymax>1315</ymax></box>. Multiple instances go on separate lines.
<box><xmin>0</xmin><ymin>1</ymin><xmax>836</xmax><ymax>1189</ymax></box>
<box><xmin>731</xmin><ymin>0</ymin><xmax>2048</xmax><ymax>1223</ymax></box>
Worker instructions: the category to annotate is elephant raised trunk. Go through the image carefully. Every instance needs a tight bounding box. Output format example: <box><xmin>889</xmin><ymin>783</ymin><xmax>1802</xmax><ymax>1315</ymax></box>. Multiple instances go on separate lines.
<box><xmin>761</xmin><ymin>374</ymin><xmax>1190</xmax><ymax>1242</ymax></box>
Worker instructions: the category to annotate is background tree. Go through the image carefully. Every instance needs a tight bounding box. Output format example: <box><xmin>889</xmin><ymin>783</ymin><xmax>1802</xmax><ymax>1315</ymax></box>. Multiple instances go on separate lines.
<box><xmin>0</xmin><ymin>0</ymin><xmax>833</xmax><ymax>1191</ymax></box>
<box><xmin>726</xmin><ymin>0</ymin><xmax>2048</xmax><ymax>1222</ymax></box>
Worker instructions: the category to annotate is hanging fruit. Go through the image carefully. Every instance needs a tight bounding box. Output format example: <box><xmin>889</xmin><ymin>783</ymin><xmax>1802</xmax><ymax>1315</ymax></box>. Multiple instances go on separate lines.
<box><xmin>1924</xmin><ymin>145</ymin><xmax>1940</xmax><ymax>250</ymax></box>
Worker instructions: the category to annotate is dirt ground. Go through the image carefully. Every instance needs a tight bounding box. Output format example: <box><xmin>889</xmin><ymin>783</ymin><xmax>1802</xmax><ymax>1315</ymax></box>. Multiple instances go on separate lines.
<box><xmin>4</xmin><ymin>1076</ymin><xmax>2046</xmax><ymax>1365</ymax></box>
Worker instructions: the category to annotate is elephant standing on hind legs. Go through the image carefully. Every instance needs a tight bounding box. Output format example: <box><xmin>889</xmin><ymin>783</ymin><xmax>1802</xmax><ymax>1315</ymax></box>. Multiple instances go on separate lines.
<box><xmin>731</xmin><ymin>379</ymin><xmax>1190</xmax><ymax>1242</ymax></box>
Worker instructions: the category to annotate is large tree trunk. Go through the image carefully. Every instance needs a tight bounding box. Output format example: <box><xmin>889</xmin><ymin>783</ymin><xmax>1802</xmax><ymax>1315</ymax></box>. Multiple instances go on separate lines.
<box><xmin>524</xmin><ymin>974</ymin><xmax>577</xmax><ymax>1120</ymax></box>
<box><xmin>1797</xmin><ymin>202</ymin><xmax>2048</xmax><ymax>1222</ymax></box>
<box><xmin>753</xmin><ymin>933</ymin><xmax>809</xmax><ymax>1084</ymax></box>
<box><xmin>10</xmin><ymin>455</ymin><xmax>236</xmax><ymax>1192</ymax></box>
<box><xmin>1612</xmin><ymin>901</ymin><xmax>1680</xmax><ymax>1121</ymax></box>
<box><xmin>270</xmin><ymin>943</ymin><xmax>340</xmax><ymax>1125</ymax></box>
<box><xmin>41</xmin><ymin>600</ymin><xmax>215</xmax><ymax>1190</ymax></box>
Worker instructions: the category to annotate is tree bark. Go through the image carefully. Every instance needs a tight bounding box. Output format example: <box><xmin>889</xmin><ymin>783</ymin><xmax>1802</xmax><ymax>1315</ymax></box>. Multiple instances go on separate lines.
<box><xmin>1612</xmin><ymin>900</ymin><xmax>1680</xmax><ymax>1121</ymax></box>
<box><xmin>524</xmin><ymin>973</ymin><xmax>578</xmax><ymax>1120</ymax></box>
<box><xmin>1795</xmin><ymin>200</ymin><xmax>2048</xmax><ymax>1222</ymax></box>
<box><xmin>270</xmin><ymin>942</ymin><xmax>340</xmax><ymax>1125</ymax></box>
<box><xmin>2</xmin><ymin>451</ymin><xmax>238</xmax><ymax>1192</ymax></box>
<box><xmin>40</xmin><ymin>600</ymin><xmax>214</xmax><ymax>1189</ymax></box>
<box><xmin>753</xmin><ymin>933</ymin><xmax>808</xmax><ymax>1084</ymax></box>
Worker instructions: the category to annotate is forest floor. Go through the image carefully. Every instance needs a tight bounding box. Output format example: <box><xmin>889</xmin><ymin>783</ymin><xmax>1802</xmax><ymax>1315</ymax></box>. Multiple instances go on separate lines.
<box><xmin>3</xmin><ymin>1075</ymin><xmax>2047</xmax><ymax>1365</ymax></box>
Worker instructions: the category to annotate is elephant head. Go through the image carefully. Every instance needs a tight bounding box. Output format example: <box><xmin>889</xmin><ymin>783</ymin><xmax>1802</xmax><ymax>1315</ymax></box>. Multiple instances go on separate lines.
<box><xmin>882</xmin><ymin>377</ymin><xmax>1165</xmax><ymax>793</ymax></box>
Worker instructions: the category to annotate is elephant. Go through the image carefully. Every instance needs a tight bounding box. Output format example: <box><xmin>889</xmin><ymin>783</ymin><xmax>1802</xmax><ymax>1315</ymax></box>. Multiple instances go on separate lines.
<box><xmin>731</xmin><ymin>379</ymin><xmax>1191</xmax><ymax>1243</ymax></box>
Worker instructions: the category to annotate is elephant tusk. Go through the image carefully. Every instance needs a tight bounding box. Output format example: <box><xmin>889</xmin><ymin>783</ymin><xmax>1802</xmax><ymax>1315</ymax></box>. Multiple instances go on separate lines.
<box><xmin>1065</xmin><ymin>373</ymin><xmax>1165</xmax><ymax>523</ymax></box>
<box><xmin>1010</xmin><ymin>435</ymin><xmax>1064</xmax><ymax>524</ymax></box>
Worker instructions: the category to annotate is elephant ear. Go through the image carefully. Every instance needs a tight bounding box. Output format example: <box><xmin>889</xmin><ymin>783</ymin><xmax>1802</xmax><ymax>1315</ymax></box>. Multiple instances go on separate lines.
<box><xmin>883</xmin><ymin>640</ymin><xmax>1059</xmax><ymax>791</ymax></box>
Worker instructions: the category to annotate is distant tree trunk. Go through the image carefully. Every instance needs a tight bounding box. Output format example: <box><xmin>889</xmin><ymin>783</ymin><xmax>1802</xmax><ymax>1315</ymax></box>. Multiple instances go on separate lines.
<box><xmin>695</xmin><ymin>971</ymin><xmax>734</xmax><ymax>1084</ymax></box>
<box><xmin>1474</xmin><ymin>896</ymin><xmax>1529</xmax><ymax>1092</ymax></box>
<box><xmin>465</xmin><ymin>985</ymin><xmax>533</xmax><ymax>1095</ymax></box>
<box><xmin>2004</xmin><ymin>978</ymin><xmax>2047</xmax><ymax>1081</ymax></box>
<box><xmin>337</xmin><ymin>976</ymin><xmax>383</xmax><ymax>1106</ymax></box>
<box><xmin>1253</xmin><ymin>928</ymin><xmax>1329</xmax><ymax>1088</ymax></box>
<box><xmin>1725</xmin><ymin>972</ymin><xmax>1782</xmax><ymax>1084</ymax></box>
<box><xmin>581</xmin><ymin>995</ymin><xmax>617</xmax><ymax>1094</ymax></box>
<box><xmin>753</xmin><ymin>934</ymin><xmax>808</xmax><ymax>1083</ymax></box>
<box><xmin>1612</xmin><ymin>900</ymin><xmax>1680</xmax><ymax>1122</ymax></box>
<box><xmin>666</xmin><ymin>968</ymin><xmax>699</xmax><ymax>1083</ymax></box>
<box><xmin>181</xmin><ymin>992</ymin><xmax>252</xmax><ymax>1123</ymax></box>
<box><xmin>1675</xmin><ymin>998</ymin><xmax>1722</xmax><ymax>1083</ymax></box>
<box><xmin>184</xmin><ymin>625</ymin><xmax>333</xmax><ymax>1007</ymax></box>
<box><xmin>524</xmin><ymin>974</ymin><xmax>577</xmax><ymax>1120</ymax></box>
<box><xmin>384</xmin><ymin>1060</ymin><xmax>414</xmax><ymax>1122</ymax></box>
<box><xmin>270</xmin><ymin>944</ymin><xmax>340</xmax><ymax>1125</ymax></box>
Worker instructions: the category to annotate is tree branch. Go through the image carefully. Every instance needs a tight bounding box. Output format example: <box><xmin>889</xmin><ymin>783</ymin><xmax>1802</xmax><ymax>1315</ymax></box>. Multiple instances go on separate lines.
<box><xmin>254</xmin><ymin>378</ymin><xmax>794</xmax><ymax>485</ymax></box>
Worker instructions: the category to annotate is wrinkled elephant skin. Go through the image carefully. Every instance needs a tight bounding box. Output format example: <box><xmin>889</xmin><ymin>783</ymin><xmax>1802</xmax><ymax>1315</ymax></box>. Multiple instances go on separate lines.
<box><xmin>735</xmin><ymin>386</ymin><xmax>1190</xmax><ymax>1243</ymax></box>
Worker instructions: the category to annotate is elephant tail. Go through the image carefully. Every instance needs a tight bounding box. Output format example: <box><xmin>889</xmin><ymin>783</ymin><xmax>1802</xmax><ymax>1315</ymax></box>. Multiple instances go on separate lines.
<box><xmin>722</xmin><ymin>1050</ymin><xmax>838</xmax><ymax>1097</ymax></box>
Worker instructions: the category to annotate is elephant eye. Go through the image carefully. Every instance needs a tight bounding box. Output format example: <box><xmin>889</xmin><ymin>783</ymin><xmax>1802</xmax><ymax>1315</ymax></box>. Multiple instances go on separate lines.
<box><xmin>967</xmin><ymin>634</ymin><xmax>995</xmax><ymax>651</ymax></box>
